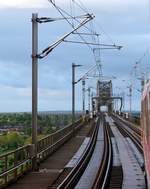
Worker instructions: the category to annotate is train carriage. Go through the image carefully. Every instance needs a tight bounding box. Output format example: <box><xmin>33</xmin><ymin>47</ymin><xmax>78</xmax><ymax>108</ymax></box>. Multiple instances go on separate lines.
<box><xmin>141</xmin><ymin>79</ymin><xmax>150</xmax><ymax>188</ymax></box>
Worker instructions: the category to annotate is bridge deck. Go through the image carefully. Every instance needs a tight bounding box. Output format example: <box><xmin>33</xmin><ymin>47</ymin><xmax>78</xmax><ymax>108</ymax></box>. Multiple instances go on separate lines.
<box><xmin>7</xmin><ymin>122</ymin><xmax>93</xmax><ymax>189</ymax></box>
<box><xmin>75</xmin><ymin>119</ymin><xmax>104</xmax><ymax>189</ymax></box>
<box><xmin>110</xmin><ymin>121</ymin><xmax>145</xmax><ymax>189</ymax></box>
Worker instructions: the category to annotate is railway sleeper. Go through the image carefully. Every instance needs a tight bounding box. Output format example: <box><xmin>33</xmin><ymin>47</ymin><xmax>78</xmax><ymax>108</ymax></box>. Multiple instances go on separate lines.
<box><xmin>108</xmin><ymin>166</ymin><xmax>123</xmax><ymax>189</ymax></box>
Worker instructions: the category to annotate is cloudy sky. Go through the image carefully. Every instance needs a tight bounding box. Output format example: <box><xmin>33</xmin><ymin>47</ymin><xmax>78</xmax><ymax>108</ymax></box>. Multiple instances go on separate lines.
<box><xmin>0</xmin><ymin>0</ymin><xmax>150</xmax><ymax>112</ymax></box>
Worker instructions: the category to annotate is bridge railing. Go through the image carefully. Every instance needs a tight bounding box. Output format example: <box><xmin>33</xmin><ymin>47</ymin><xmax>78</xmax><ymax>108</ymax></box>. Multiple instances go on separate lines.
<box><xmin>0</xmin><ymin>118</ymin><xmax>83</xmax><ymax>188</ymax></box>
<box><xmin>114</xmin><ymin>111</ymin><xmax>140</xmax><ymax>126</ymax></box>
<box><xmin>0</xmin><ymin>145</ymin><xmax>32</xmax><ymax>187</ymax></box>
<box><xmin>37</xmin><ymin>119</ymin><xmax>82</xmax><ymax>162</ymax></box>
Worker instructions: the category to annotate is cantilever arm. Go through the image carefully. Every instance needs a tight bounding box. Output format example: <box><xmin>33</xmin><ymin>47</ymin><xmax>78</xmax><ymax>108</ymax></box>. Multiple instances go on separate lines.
<box><xmin>37</xmin><ymin>14</ymin><xmax>94</xmax><ymax>59</ymax></box>
<box><xmin>36</xmin><ymin>14</ymin><xmax>90</xmax><ymax>23</ymax></box>
<box><xmin>63</xmin><ymin>40</ymin><xmax>122</xmax><ymax>50</ymax></box>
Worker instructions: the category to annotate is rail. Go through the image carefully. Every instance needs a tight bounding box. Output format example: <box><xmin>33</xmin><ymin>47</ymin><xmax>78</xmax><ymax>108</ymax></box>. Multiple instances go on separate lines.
<box><xmin>56</xmin><ymin>115</ymin><xmax>113</xmax><ymax>189</ymax></box>
<box><xmin>115</xmin><ymin>113</ymin><xmax>141</xmax><ymax>134</ymax></box>
<box><xmin>0</xmin><ymin>118</ymin><xmax>83</xmax><ymax>188</ymax></box>
<box><xmin>56</xmin><ymin>117</ymin><xmax>99</xmax><ymax>189</ymax></box>
<box><xmin>115</xmin><ymin>111</ymin><xmax>141</xmax><ymax>128</ymax></box>
<box><xmin>92</xmin><ymin>120</ymin><xmax>112</xmax><ymax>189</ymax></box>
<box><xmin>112</xmin><ymin>115</ymin><xmax>142</xmax><ymax>153</ymax></box>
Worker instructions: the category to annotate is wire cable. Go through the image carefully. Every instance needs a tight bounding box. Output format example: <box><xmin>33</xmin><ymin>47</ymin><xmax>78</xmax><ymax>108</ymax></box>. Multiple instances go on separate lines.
<box><xmin>73</xmin><ymin>0</ymin><xmax>89</xmax><ymax>14</ymax></box>
<box><xmin>48</xmin><ymin>0</ymin><xmax>97</xmax><ymax>52</ymax></box>
<box><xmin>49</xmin><ymin>0</ymin><xmax>94</xmax><ymax>33</ymax></box>
<box><xmin>48</xmin><ymin>0</ymin><xmax>120</xmax><ymax>84</ymax></box>
<box><xmin>70</xmin><ymin>0</ymin><xmax>74</xmax><ymax>27</ymax></box>
<box><xmin>73</xmin><ymin>0</ymin><xmax>116</xmax><ymax>45</ymax></box>
<box><xmin>136</xmin><ymin>45</ymin><xmax>150</xmax><ymax>64</ymax></box>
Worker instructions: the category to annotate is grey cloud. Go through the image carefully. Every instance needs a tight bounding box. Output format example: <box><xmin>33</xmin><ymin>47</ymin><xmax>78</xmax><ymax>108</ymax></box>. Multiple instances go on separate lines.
<box><xmin>0</xmin><ymin>0</ymin><xmax>149</xmax><ymax>111</ymax></box>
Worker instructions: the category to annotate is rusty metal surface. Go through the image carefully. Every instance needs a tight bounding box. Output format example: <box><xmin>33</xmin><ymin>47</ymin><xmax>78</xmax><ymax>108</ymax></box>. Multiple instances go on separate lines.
<box><xmin>6</xmin><ymin>122</ymin><xmax>92</xmax><ymax>189</ymax></box>
<box><xmin>108</xmin><ymin>166</ymin><xmax>123</xmax><ymax>189</ymax></box>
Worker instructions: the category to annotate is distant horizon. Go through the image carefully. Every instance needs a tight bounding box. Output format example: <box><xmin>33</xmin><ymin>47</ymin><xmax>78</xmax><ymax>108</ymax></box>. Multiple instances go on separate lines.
<box><xmin>0</xmin><ymin>110</ymin><xmax>82</xmax><ymax>114</ymax></box>
<box><xmin>0</xmin><ymin>109</ymin><xmax>140</xmax><ymax>114</ymax></box>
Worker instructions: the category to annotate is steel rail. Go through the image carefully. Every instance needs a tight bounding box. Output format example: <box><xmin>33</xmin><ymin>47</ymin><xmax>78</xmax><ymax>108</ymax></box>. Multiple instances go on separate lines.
<box><xmin>92</xmin><ymin>121</ymin><xmax>112</xmax><ymax>189</ymax></box>
<box><xmin>92</xmin><ymin>114</ymin><xmax>142</xmax><ymax>189</ymax></box>
<box><xmin>112</xmin><ymin>115</ymin><xmax>143</xmax><ymax>153</ymax></box>
<box><xmin>115</xmin><ymin>114</ymin><xmax>141</xmax><ymax>135</ymax></box>
<box><xmin>115</xmin><ymin>115</ymin><xmax>141</xmax><ymax>140</ymax></box>
<box><xmin>56</xmin><ymin>118</ymin><xmax>100</xmax><ymax>189</ymax></box>
<box><xmin>118</xmin><ymin>124</ymin><xmax>142</xmax><ymax>152</ymax></box>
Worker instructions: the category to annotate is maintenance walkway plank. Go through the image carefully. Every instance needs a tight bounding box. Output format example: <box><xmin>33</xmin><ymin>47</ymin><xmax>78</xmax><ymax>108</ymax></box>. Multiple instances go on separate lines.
<box><xmin>75</xmin><ymin>119</ymin><xmax>104</xmax><ymax>189</ymax></box>
<box><xmin>65</xmin><ymin>137</ymin><xmax>90</xmax><ymax>168</ymax></box>
<box><xmin>7</xmin><ymin>122</ymin><xmax>93</xmax><ymax>189</ymax></box>
<box><xmin>111</xmin><ymin>124</ymin><xmax>145</xmax><ymax>189</ymax></box>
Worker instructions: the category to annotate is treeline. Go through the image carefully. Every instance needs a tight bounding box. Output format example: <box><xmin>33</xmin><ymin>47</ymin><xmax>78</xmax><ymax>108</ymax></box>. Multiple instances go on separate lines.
<box><xmin>0</xmin><ymin>112</ymin><xmax>80</xmax><ymax>154</ymax></box>
<box><xmin>0</xmin><ymin>112</ymin><xmax>80</xmax><ymax>135</ymax></box>
<box><xmin>0</xmin><ymin>132</ymin><xmax>25</xmax><ymax>154</ymax></box>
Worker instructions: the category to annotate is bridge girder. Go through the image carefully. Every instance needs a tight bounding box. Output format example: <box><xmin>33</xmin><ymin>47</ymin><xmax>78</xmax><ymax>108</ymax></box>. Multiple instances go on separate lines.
<box><xmin>92</xmin><ymin>80</ymin><xmax>122</xmax><ymax>113</ymax></box>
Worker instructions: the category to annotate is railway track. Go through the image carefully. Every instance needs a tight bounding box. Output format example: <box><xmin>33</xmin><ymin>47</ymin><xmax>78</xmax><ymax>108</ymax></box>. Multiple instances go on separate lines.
<box><xmin>113</xmin><ymin>114</ymin><xmax>141</xmax><ymax>138</ymax></box>
<box><xmin>107</xmin><ymin>114</ymin><xmax>145</xmax><ymax>189</ymax></box>
<box><xmin>49</xmin><ymin>115</ymin><xmax>114</xmax><ymax>189</ymax></box>
<box><xmin>112</xmin><ymin>114</ymin><xmax>143</xmax><ymax>153</ymax></box>
<box><xmin>0</xmin><ymin>104</ymin><xmax>144</xmax><ymax>188</ymax></box>
<box><xmin>48</xmin><ymin>114</ymin><xmax>145</xmax><ymax>189</ymax></box>
<box><xmin>50</xmin><ymin>117</ymin><xmax>100</xmax><ymax>189</ymax></box>
<box><xmin>5</xmin><ymin>119</ymin><xmax>94</xmax><ymax>189</ymax></box>
<box><xmin>90</xmin><ymin>113</ymin><xmax>145</xmax><ymax>189</ymax></box>
<box><xmin>48</xmin><ymin>115</ymin><xmax>113</xmax><ymax>189</ymax></box>
<box><xmin>92</xmin><ymin>119</ymin><xmax>112</xmax><ymax>189</ymax></box>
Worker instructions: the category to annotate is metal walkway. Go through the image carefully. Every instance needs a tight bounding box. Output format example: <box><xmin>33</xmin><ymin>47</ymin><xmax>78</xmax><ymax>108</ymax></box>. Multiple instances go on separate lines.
<box><xmin>6</xmin><ymin>123</ymin><xmax>92</xmax><ymax>189</ymax></box>
<box><xmin>75</xmin><ymin>119</ymin><xmax>104</xmax><ymax>189</ymax></box>
<box><xmin>110</xmin><ymin>122</ymin><xmax>145</xmax><ymax>189</ymax></box>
